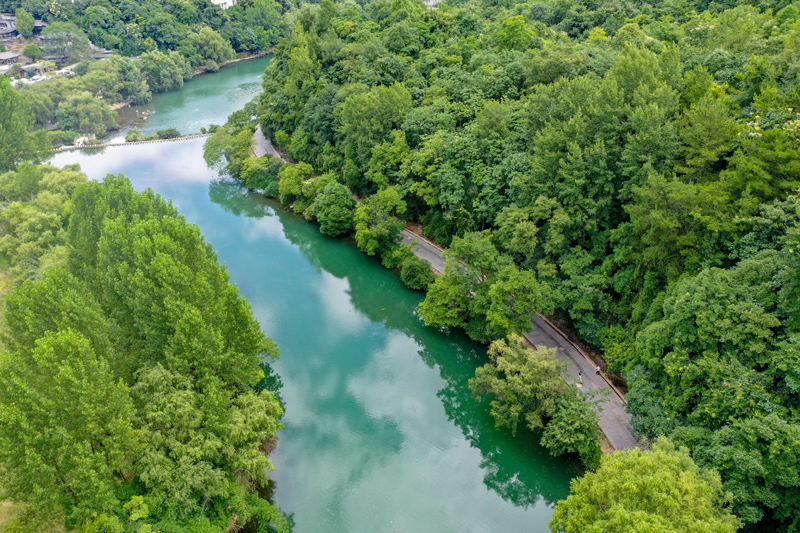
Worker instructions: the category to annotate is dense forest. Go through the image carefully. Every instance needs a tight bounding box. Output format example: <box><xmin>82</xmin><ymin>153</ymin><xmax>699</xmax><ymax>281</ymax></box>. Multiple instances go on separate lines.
<box><xmin>206</xmin><ymin>0</ymin><xmax>800</xmax><ymax>530</ymax></box>
<box><xmin>3</xmin><ymin>0</ymin><xmax>800</xmax><ymax>529</ymax></box>
<box><xmin>2</xmin><ymin>0</ymin><xmax>289</xmax><ymax>139</ymax></box>
<box><xmin>0</xmin><ymin>161</ymin><xmax>287</xmax><ymax>532</ymax></box>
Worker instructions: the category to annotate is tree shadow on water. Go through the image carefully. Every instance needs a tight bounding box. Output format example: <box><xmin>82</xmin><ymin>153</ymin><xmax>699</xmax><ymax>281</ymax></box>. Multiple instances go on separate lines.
<box><xmin>206</xmin><ymin>181</ymin><xmax>580</xmax><ymax>510</ymax></box>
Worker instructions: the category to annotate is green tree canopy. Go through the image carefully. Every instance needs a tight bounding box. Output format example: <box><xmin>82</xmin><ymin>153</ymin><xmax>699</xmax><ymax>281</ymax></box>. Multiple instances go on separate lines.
<box><xmin>15</xmin><ymin>7</ymin><xmax>34</xmax><ymax>38</ymax></box>
<box><xmin>0</xmin><ymin>77</ymin><xmax>48</xmax><ymax>172</ymax></box>
<box><xmin>311</xmin><ymin>181</ymin><xmax>356</xmax><ymax>237</ymax></box>
<box><xmin>549</xmin><ymin>439</ymin><xmax>741</xmax><ymax>533</ymax></box>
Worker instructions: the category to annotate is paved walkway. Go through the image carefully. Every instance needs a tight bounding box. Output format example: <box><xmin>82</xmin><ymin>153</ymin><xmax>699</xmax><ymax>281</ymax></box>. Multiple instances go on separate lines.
<box><xmin>253</xmin><ymin>124</ymin><xmax>284</xmax><ymax>159</ymax></box>
<box><xmin>401</xmin><ymin>229</ymin><xmax>639</xmax><ymax>451</ymax></box>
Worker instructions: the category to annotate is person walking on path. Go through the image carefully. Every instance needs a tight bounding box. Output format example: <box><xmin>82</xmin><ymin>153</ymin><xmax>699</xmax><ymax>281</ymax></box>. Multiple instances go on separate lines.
<box><xmin>595</xmin><ymin>365</ymin><xmax>601</xmax><ymax>376</ymax></box>
<box><xmin>578</xmin><ymin>370</ymin><xmax>582</xmax><ymax>382</ymax></box>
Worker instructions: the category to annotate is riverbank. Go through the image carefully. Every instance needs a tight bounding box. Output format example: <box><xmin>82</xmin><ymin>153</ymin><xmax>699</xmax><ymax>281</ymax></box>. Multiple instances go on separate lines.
<box><xmin>52</xmin><ymin>138</ymin><xmax>577</xmax><ymax>532</ymax></box>
<box><xmin>190</xmin><ymin>50</ymin><xmax>268</xmax><ymax>77</ymax></box>
<box><xmin>249</xmin><ymin>128</ymin><xmax>639</xmax><ymax>451</ymax></box>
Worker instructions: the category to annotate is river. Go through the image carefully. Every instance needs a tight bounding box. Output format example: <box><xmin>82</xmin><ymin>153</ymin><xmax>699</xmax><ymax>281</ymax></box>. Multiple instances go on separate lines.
<box><xmin>111</xmin><ymin>56</ymin><xmax>271</xmax><ymax>139</ymax></box>
<box><xmin>49</xmin><ymin>60</ymin><xmax>578</xmax><ymax>533</ymax></box>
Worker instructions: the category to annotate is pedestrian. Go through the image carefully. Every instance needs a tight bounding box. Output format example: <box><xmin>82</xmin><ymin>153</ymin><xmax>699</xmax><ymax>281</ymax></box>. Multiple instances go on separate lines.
<box><xmin>578</xmin><ymin>370</ymin><xmax>582</xmax><ymax>382</ymax></box>
<box><xmin>595</xmin><ymin>365</ymin><xmax>601</xmax><ymax>376</ymax></box>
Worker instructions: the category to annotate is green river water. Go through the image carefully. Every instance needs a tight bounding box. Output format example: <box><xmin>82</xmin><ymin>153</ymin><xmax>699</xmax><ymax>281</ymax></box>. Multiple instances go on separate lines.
<box><xmin>49</xmin><ymin>60</ymin><xmax>578</xmax><ymax>533</ymax></box>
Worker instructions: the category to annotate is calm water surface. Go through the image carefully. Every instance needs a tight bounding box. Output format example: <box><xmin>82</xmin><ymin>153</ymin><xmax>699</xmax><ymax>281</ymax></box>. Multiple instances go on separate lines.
<box><xmin>113</xmin><ymin>56</ymin><xmax>270</xmax><ymax>137</ymax></box>
<box><xmin>48</xmin><ymin>61</ymin><xmax>578</xmax><ymax>531</ymax></box>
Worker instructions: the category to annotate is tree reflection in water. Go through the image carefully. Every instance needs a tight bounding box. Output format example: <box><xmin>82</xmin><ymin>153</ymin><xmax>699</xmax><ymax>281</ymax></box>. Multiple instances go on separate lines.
<box><xmin>208</xmin><ymin>179</ymin><xmax>580</xmax><ymax>513</ymax></box>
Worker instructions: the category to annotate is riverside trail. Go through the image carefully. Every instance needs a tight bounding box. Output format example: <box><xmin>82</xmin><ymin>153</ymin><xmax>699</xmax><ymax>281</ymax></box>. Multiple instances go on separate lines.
<box><xmin>255</xmin><ymin>128</ymin><xmax>639</xmax><ymax>451</ymax></box>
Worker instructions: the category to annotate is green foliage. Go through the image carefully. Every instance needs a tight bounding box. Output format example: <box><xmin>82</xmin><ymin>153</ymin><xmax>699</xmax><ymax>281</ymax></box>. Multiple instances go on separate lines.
<box><xmin>0</xmin><ymin>77</ymin><xmax>48</xmax><ymax>172</ymax></box>
<box><xmin>470</xmin><ymin>336</ymin><xmax>567</xmax><ymax>435</ymax></box>
<box><xmin>153</xmin><ymin>128</ymin><xmax>181</xmax><ymax>139</ymax></box>
<box><xmin>353</xmin><ymin>187</ymin><xmax>407</xmax><ymax>257</ymax></box>
<box><xmin>15</xmin><ymin>7</ymin><xmax>34</xmax><ymax>38</ymax></box>
<box><xmin>240</xmin><ymin>155</ymin><xmax>285</xmax><ymax>193</ymax></box>
<box><xmin>420</xmin><ymin>232</ymin><xmax>554</xmax><ymax>341</ymax></box>
<box><xmin>495</xmin><ymin>16</ymin><xmax>535</xmax><ymax>51</ymax></box>
<box><xmin>0</xmin><ymin>168</ymin><xmax>287</xmax><ymax>532</ymax></box>
<box><xmin>0</xmin><ymin>163</ymin><xmax>85</xmax><ymax>281</ymax></box>
<box><xmin>41</xmin><ymin>22</ymin><xmax>92</xmax><ymax>65</ymax></box>
<box><xmin>16</xmin><ymin>55</ymin><xmax>151</xmax><ymax>134</ymax></box>
<box><xmin>139</xmin><ymin>50</ymin><xmax>190</xmax><ymax>93</ymax></box>
<box><xmin>470</xmin><ymin>335</ymin><xmax>600</xmax><ymax>466</ymax></box>
<box><xmin>56</xmin><ymin>91</ymin><xmax>118</xmax><ymax>136</ymax></box>
<box><xmin>311</xmin><ymin>181</ymin><xmax>355</xmax><ymax>237</ymax></box>
<box><xmin>204</xmin><ymin>118</ymin><xmax>256</xmax><ymax>178</ymax></box>
<box><xmin>541</xmin><ymin>393</ymin><xmax>601</xmax><ymax>469</ymax></box>
<box><xmin>247</xmin><ymin>0</ymin><xmax>800</xmax><ymax>526</ymax></box>
<box><xmin>21</xmin><ymin>43</ymin><xmax>42</xmax><ymax>61</ymax></box>
<box><xmin>0</xmin><ymin>328</ymin><xmax>139</xmax><ymax>528</ymax></box>
<box><xmin>549</xmin><ymin>439</ymin><xmax>741</xmax><ymax>533</ymax></box>
<box><xmin>187</xmin><ymin>26</ymin><xmax>235</xmax><ymax>66</ymax></box>
<box><xmin>399</xmin><ymin>254</ymin><xmax>435</xmax><ymax>291</ymax></box>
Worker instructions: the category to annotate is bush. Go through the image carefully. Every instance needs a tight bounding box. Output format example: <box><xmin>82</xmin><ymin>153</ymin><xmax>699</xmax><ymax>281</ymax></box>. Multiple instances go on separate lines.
<box><xmin>125</xmin><ymin>129</ymin><xmax>142</xmax><ymax>142</ymax></box>
<box><xmin>22</xmin><ymin>44</ymin><xmax>43</xmax><ymax>61</ymax></box>
<box><xmin>47</xmin><ymin>129</ymin><xmax>79</xmax><ymax>147</ymax></box>
<box><xmin>241</xmin><ymin>156</ymin><xmax>284</xmax><ymax>191</ymax></box>
<box><xmin>154</xmin><ymin>128</ymin><xmax>181</xmax><ymax>139</ymax></box>
<box><xmin>264</xmin><ymin>181</ymin><xmax>280</xmax><ymax>198</ymax></box>
<box><xmin>400</xmin><ymin>254</ymin><xmax>435</xmax><ymax>291</ymax></box>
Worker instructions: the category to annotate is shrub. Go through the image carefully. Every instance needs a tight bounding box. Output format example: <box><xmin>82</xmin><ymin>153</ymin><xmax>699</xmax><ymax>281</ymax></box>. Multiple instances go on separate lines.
<box><xmin>400</xmin><ymin>254</ymin><xmax>435</xmax><ymax>290</ymax></box>
<box><xmin>154</xmin><ymin>128</ymin><xmax>181</xmax><ymax>139</ymax></box>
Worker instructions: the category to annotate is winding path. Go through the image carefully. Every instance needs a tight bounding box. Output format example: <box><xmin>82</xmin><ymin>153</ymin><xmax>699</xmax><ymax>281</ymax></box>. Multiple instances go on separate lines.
<box><xmin>401</xmin><ymin>230</ymin><xmax>639</xmax><ymax>451</ymax></box>
<box><xmin>252</xmin><ymin>127</ymin><xmax>639</xmax><ymax>450</ymax></box>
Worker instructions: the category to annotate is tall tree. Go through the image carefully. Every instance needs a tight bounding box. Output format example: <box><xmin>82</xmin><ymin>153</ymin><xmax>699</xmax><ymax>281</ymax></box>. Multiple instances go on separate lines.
<box><xmin>549</xmin><ymin>439</ymin><xmax>741</xmax><ymax>533</ymax></box>
<box><xmin>0</xmin><ymin>77</ymin><xmax>48</xmax><ymax>172</ymax></box>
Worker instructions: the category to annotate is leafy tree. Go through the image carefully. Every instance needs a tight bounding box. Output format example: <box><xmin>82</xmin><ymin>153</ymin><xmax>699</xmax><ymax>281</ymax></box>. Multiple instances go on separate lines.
<box><xmin>0</xmin><ymin>328</ymin><xmax>139</xmax><ymax>528</ymax></box>
<box><xmin>277</xmin><ymin>161</ymin><xmax>314</xmax><ymax>206</ymax></box>
<box><xmin>56</xmin><ymin>91</ymin><xmax>118</xmax><ymax>136</ymax></box>
<box><xmin>188</xmin><ymin>25</ymin><xmax>235</xmax><ymax>65</ymax></box>
<box><xmin>15</xmin><ymin>7</ymin><xmax>35</xmax><ymax>38</ymax></box>
<box><xmin>470</xmin><ymin>335</ymin><xmax>567</xmax><ymax>436</ymax></box>
<box><xmin>549</xmin><ymin>439</ymin><xmax>741</xmax><ymax>533</ymax></box>
<box><xmin>240</xmin><ymin>155</ymin><xmax>284</xmax><ymax>194</ymax></box>
<box><xmin>154</xmin><ymin>127</ymin><xmax>181</xmax><ymax>139</ymax></box>
<box><xmin>541</xmin><ymin>393</ymin><xmax>601</xmax><ymax>468</ymax></box>
<box><xmin>311</xmin><ymin>181</ymin><xmax>355</xmax><ymax>237</ymax></box>
<box><xmin>487</xmin><ymin>266</ymin><xmax>555</xmax><ymax>338</ymax></box>
<box><xmin>400</xmin><ymin>254</ymin><xmax>435</xmax><ymax>290</ymax></box>
<box><xmin>673</xmin><ymin>414</ymin><xmax>800</xmax><ymax>528</ymax></box>
<box><xmin>22</xmin><ymin>43</ymin><xmax>43</xmax><ymax>61</ymax></box>
<box><xmin>353</xmin><ymin>187</ymin><xmax>407</xmax><ymax>256</ymax></box>
<box><xmin>139</xmin><ymin>50</ymin><xmax>190</xmax><ymax>93</ymax></box>
<box><xmin>0</xmin><ymin>77</ymin><xmax>48</xmax><ymax>172</ymax></box>
<box><xmin>0</xmin><ymin>172</ymin><xmax>290</xmax><ymax>532</ymax></box>
<box><xmin>41</xmin><ymin>22</ymin><xmax>92</xmax><ymax>65</ymax></box>
<box><xmin>204</xmin><ymin>121</ymin><xmax>255</xmax><ymax>177</ymax></box>
<box><xmin>496</xmin><ymin>16</ymin><xmax>535</xmax><ymax>51</ymax></box>
<box><xmin>470</xmin><ymin>334</ymin><xmax>600</xmax><ymax>466</ymax></box>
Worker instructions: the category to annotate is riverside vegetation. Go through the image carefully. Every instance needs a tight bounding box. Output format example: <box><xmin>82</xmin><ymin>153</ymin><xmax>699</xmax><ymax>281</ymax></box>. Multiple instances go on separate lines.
<box><xmin>2</xmin><ymin>0</ymin><xmax>799</xmax><ymax>529</ymax></box>
<box><xmin>205</xmin><ymin>0</ymin><xmax>800</xmax><ymax>530</ymax></box>
<box><xmin>0</xmin><ymin>93</ymin><xmax>288</xmax><ymax>531</ymax></box>
<box><xmin>2</xmin><ymin>0</ymin><xmax>290</xmax><ymax>142</ymax></box>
